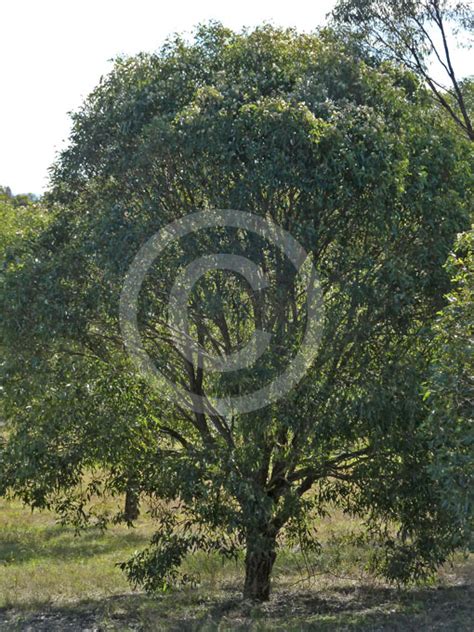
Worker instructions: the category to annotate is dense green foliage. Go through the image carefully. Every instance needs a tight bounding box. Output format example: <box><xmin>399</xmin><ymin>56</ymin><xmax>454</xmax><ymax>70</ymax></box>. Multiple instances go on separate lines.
<box><xmin>1</xmin><ymin>25</ymin><xmax>472</xmax><ymax>600</ymax></box>
<box><xmin>423</xmin><ymin>229</ymin><xmax>474</xmax><ymax>545</ymax></box>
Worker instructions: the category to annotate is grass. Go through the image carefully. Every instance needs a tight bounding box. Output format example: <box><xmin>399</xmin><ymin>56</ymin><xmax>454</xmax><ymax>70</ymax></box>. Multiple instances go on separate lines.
<box><xmin>0</xmin><ymin>497</ymin><xmax>472</xmax><ymax>630</ymax></box>
<box><xmin>0</xmin><ymin>497</ymin><xmax>156</xmax><ymax>608</ymax></box>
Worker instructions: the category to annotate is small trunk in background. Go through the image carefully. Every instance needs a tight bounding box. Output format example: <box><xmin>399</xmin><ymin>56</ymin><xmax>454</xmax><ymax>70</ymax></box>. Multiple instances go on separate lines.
<box><xmin>124</xmin><ymin>487</ymin><xmax>140</xmax><ymax>522</ymax></box>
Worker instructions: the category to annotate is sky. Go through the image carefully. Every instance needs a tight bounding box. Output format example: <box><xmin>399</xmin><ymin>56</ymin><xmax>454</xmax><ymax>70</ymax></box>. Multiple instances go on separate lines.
<box><xmin>0</xmin><ymin>0</ymin><xmax>471</xmax><ymax>195</ymax></box>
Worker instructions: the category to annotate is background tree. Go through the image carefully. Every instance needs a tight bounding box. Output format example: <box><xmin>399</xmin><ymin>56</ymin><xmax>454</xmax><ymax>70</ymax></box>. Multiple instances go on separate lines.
<box><xmin>422</xmin><ymin>228</ymin><xmax>474</xmax><ymax>547</ymax></box>
<box><xmin>0</xmin><ymin>185</ymin><xmax>46</xmax><ymax>252</ymax></box>
<box><xmin>332</xmin><ymin>0</ymin><xmax>474</xmax><ymax>140</ymax></box>
<box><xmin>0</xmin><ymin>187</ymin><xmax>147</xmax><ymax>523</ymax></box>
<box><xmin>1</xmin><ymin>25</ymin><xmax>473</xmax><ymax>600</ymax></box>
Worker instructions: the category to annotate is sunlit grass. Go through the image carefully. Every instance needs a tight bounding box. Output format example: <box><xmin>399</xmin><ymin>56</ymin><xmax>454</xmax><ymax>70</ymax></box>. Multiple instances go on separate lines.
<box><xmin>0</xmin><ymin>497</ymin><xmax>155</xmax><ymax>608</ymax></box>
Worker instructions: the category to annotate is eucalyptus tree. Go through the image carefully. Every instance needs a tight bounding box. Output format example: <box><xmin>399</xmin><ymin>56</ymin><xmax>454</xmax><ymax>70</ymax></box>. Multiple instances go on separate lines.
<box><xmin>1</xmin><ymin>25</ymin><xmax>472</xmax><ymax>600</ymax></box>
<box><xmin>332</xmin><ymin>0</ymin><xmax>474</xmax><ymax>141</ymax></box>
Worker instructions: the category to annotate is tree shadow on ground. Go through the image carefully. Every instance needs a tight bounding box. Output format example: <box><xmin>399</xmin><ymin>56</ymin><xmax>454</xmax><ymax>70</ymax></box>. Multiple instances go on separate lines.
<box><xmin>1</xmin><ymin>577</ymin><xmax>472</xmax><ymax>631</ymax></box>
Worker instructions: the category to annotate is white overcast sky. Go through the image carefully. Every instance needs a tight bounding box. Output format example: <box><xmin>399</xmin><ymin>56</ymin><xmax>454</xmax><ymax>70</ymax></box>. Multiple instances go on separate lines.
<box><xmin>0</xmin><ymin>0</ymin><xmax>471</xmax><ymax>195</ymax></box>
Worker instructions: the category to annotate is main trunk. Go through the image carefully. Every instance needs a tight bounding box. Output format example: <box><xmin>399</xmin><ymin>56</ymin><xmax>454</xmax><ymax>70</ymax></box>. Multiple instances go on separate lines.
<box><xmin>243</xmin><ymin>533</ymin><xmax>277</xmax><ymax>601</ymax></box>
